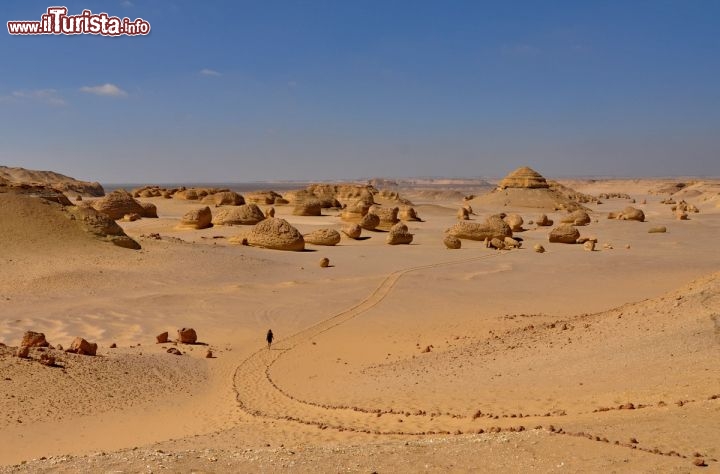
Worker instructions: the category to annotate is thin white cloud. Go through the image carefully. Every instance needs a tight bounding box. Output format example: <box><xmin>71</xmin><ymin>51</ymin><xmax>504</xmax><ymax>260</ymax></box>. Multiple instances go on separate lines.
<box><xmin>200</xmin><ymin>68</ymin><xmax>221</xmax><ymax>77</ymax></box>
<box><xmin>80</xmin><ymin>83</ymin><xmax>128</xmax><ymax>97</ymax></box>
<box><xmin>9</xmin><ymin>89</ymin><xmax>67</xmax><ymax>106</ymax></box>
<box><xmin>120</xmin><ymin>0</ymin><xmax>134</xmax><ymax>7</ymax></box>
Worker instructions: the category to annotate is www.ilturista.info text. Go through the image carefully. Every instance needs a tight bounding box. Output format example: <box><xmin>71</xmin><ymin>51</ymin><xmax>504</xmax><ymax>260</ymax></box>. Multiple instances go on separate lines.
<box><xmin>7</xmin><ymin>7</ymin><xmax>150</xmax><ymax>36</ymax></box>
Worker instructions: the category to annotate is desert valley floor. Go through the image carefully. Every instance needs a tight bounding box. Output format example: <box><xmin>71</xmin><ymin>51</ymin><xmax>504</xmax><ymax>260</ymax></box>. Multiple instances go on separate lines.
<box><xmin>1</xmin><ymin>174</ymin><xmax>719</xmax><ymax>473</ymax></box>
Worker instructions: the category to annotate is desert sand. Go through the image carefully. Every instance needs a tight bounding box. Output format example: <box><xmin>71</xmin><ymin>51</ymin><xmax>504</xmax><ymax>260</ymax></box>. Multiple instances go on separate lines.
<box><xmin>1</xmin><ymin>169</ymin><xmax>719</xmax><ymax>473</ymax></box>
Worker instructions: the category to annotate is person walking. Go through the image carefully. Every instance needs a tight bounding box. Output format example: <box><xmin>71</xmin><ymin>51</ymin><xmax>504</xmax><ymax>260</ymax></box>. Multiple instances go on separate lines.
<box><xmin>266</xmin><ymin>329</ymin><xmax>274</xmax><ymax>349</ymax></box>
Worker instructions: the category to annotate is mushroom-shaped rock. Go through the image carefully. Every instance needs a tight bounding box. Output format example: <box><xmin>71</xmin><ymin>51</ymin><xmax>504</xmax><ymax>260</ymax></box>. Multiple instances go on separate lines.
<box><xmin>386</xmin><ymin>222</ymin><xmax>413</xmax><ymax>245</ymax></box>
<box><xmin>67</xmin><ymin>337</ymin><xmax>98</xmax><ymax>356</ymax></box>
<box><xmin>498</xmin><ymin>166</ymin><xmax>549</xmax><ymax>189</ymax></box>
<box><xmin>92</xmin><ymin>190</ymin><xmax>145</xmax><ymax>220</ymax></box>
<box><xmin>201</xmin><ymin>191</ymin><xmax>245</xmax><ymax>206</ymax></box>
<box><xmin>369</xmin><ymin>206</ymin><xmax>399</xmax><ymax>228</ymax></box>
<box><xmin>21</xmin><ymin>331</ymin><xmax>49</xmax><ymax>348</ymax></box>
<box><xmin>548</xmin><ymin>224</ymin><xmax>580</xmax><ymax>244</ymax></box>
<box><xmin>179</xmin><ymin>206</ymin><xmax>213</xmax><ymax>229</ymax></box>
<box><xmin>399</xmin><ymin>206</ymin><xmax>421</xmax><ymax>222</ymax></box>
<box><xmin>457</xmin><ymin>207</ymin><xmax>470</xmax><ymax>220</ymax></box>
<box><xmin>177</xmin><ymin>328</ymin><xmax>197</xmax><ymax>344</ymax></box>
<box><xmin>561</xmin><ymin>210</ymin><xmax>590</xmax><ymax>226</ymax></box>
<box><xmin>503</xmin><ymin>213</ymin><xmax>524</xmax><ymax>232</ymax></box>
<box><xmin>139</xmin><ymin>202</ymin><xmax>158</xmax><ymax>218</ymax></box>
<box><xmin>360</xmin><ymin>212</ymin><xmax>380</xmax><ymax>231</ymax></box>
<box><xmin>212</xmin><ymin>204</ymin><xmax>265</xmax><ymax>226</ymax></box>
<box><xmin>445</xmin><ymin>215</ymin><xmax>512</xmax><ymax>241</ymax></box>
<box><xmin>292</xmin><ymin>199</ymin><xmax>323</xmax><ymax>216</ymax></box>
<box><xmin>618</xmin><ymin>206</ymin><xmax>645</xmax><ymax>222</ymax></box>
<box><xmin>536</xmin><ymin>214</ymin><xmax>553</xmax><ymax>226</ymax></box>
<box><xmin>304</xmin><ymin>228</ymin><xmax>341</xmax><ymax>246</ymax></box>
<box><xmin>341</xmin><ymin>200</ymin><xmax>371</xmax><ymax>222</ymax></box>
<box><xmin>444</xmin><ymin>235</ymin><xmax>461</xmax><ymax>249</ymax></box>
<box><xmin>342</xmin><ymin>223</ymin><xmax>362</xmax><ymax>239</ymax></box>
<box><xmin>247</xmin><ymin>218</ymin><xmax>305</xmax><ymax>251</ymax></box>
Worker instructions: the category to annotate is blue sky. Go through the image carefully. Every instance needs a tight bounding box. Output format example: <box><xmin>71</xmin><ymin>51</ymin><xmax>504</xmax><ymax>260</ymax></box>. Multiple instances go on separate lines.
<box><xmin>1</xmin><ymin>1</ymin><xmax>719</xmax><ymax>183</ymax></box>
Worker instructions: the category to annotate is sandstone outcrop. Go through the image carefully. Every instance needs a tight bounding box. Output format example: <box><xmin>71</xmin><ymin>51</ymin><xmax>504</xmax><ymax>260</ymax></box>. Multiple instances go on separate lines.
<box><xmin>179</xmin><ymin>206</ymin><xmax>213</xmax><ymax>229</ymax></box>
<box><xmin>201</xmin><ymin>191</ymin><xmax>245</xmax><ymax>206</ymax></box>
<box><xmin>444</xmin><ymin>235</ymin><xmax>461</xmax><ymax>249</ymax></box>
<box><xmin>292</xmin><ymin>199</ymin><xmax>323</xmax><ymax>216</ymax></box>
<box><xmin>246</xmin><ymin>218</ymin><xmax>305</xmax><ymax>251</ymax></box>
<box><xmin>177</xmin><ymin>328</ymin><xmax>197</xmax><ymax>344</ymax></box>
<box><xmin>211</xmin><ymin>204</ymin><xmax>265</xmax><ymax>226</ymax></box>
<box><xmin>548</xmin><ymin>224</ymin><xmax>580</xmax><ymax>244</ymax></box>
<box><xmin>342</xmin><ymin>223</ymin><xmax>362</xmax><ymax>239</ymax></box>
<box><xmin>92</xmin><ymin>190</ymin><xmax>145</xmax><ymax>220</ymax></box>
<box><xmin>386</xmin><ymin>222</ymin><xmax>413</xmax><ymax>245</ymax></box>
<box><xmin>445</xmin><ymin>215</ymin><xmax>512</xmax><ymax>241</ymax></box>
<box><xmin>304</xmin><ymin>228</ymin><xmax>342</xmax><ymax>246</ymax></box>
<box><xmin>66</xmin><ymin>337</ymin><xmax>98</xmax><ymax>356</ymax></box>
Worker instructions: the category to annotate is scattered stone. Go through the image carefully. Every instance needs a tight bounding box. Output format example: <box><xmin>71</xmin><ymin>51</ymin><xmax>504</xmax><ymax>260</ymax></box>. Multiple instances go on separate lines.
<box><xmin>177</xmin><ymin>328</ymin><xmax>197</xmax><ymax>344</ymax></box>
<box><xmin>548</xmin><ymin>224</ymin><xmax>580</xmax><ymax>244</ymax></box>
<box><xmin>156</xmin><ymin>332</ymin><xmax>169</xmax><ymax>344</ymax></box>
<box><xmin>304</xmin><ymin>228</ymin><xmax>342</xmax><ymax>246</ymax></box>
<box><xmin>342</xmin><ymin>223</ymin><xmax>362</xmax><ymax>239</ymax></box>
<box><xmin>444</xmin><ymin>235</ymin><xmax>461</xmax><ymax>249</ymax></box>
<box><xmin>66</xmin><ymin>337</ymin><xmax>98</xmax><ymax>356</ymax></box>
<box><xmin>399</xmin><ymin>206</ymin><xmax>421</xmax><ymax>222</ymax></box>
<box><xmin>536</xmin><ymin>214</ymin><xmax>553</xmax><ymax>226</ymax></box>
<box><xmin>457</xmin><ymin>207</ymin><xmax>470</xmax><ymax>220</ymax></box>
<box><xmin>692</xmin><ymin>459</ymin><xmax>707</xmax><ymax>467</ymax></box>
<box><xmin>648</xmin><ymin>226</ymin><xmax>667</xmax><ymax>233</ymax></box>
<box><xmin>109</xmin><ymin>343</ymin><xmax>117</xmax><ymax>348</ymax></box>
<box><xmin>534</xmin><ymin>244</ymin><xmax>545</xmax><ymax>253</ymax></box>
<box><xmin>584</xmin><ymin>241</ymin><xmax>595</xmax><ymax>252</ymax></box>
<box><xmin>319</xmin><ymin>257</ymin><xmax>330</xmax><ymax>268</ymax></box>
<box><xmin>21</xmin><ymin>331</ymin><xmax>49</xmax><ymax>348</ymax></box>
<box><xmin>179</xmin><ymin>206</ymin><xmax>213</xmax><ymax>229</ymax></box>
<box><xmin>15</xmin><ymin>346</ymin><xmax>30</xmax><ymax>358</ymax></box>
<box><xmin>561</xmin><ymin>210</ymin><xmax>590</xmax><ymax>226</ymax></box>
<box><xmin>167</xmin><ymin>347</ymin><xmax>182</xmax><ymax>356</ymax></box>
<box><xmin>39</xmin><ymin>353</ymin><xmax>56</xmax><ymax>367</ymax></box>
<box><xmin>205</xmin><ymin>350</ymin><xmax>213</xmax><ymax>358</ymax></box>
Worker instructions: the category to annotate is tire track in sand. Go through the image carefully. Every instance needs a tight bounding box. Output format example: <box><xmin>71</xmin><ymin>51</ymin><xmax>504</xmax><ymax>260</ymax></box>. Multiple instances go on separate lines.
<box><xmin>232</xmin><ymin>252</ymin><xmax>508</xmax><ymax>435</ymax></box>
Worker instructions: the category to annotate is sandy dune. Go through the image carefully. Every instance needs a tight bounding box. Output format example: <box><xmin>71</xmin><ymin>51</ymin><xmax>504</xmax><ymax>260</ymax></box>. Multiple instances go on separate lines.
<box><xmin>1</xmin><ymin>177</ymin><xmax>719</xmax><ymax>472</ymax></box>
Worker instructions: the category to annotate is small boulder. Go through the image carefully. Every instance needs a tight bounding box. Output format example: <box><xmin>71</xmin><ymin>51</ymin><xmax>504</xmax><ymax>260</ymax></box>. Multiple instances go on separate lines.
<box><xmin>584</xmin><ymin>241</ymin><xmax>596</xmax><ymax>251</ymax></box>
<box><xmin>399</xmin><ymin>206</ymin><xmax>421</xmax><ymax>222</ymax></box>
<box><xmin>536</xmin><ymin>214</ymin><xmax>553</xmax><ymax>227</ymax></box>
<box><xmin>360</xmin><ymin>213</ymin><xmax>380</xmax><ymax>231</ymax></box>
<box><xmin>179</xmin><ymin>206</ymin><xmax>213</xmax><ymax>229</ymax></box>
<box><xmin>319</xmin><ymin>257</ymin><xmax>330</xmax><ymax>268</ymax></box>
<box><xmin>15</xmin><ymin>346</ymin><xmax>30</xmax><ymax>358</ymax></box>
<box><xmin>67</xmin><ymin>337</ymin><xmax>97</xmax><ymax>356</ymax></box>
<box><xmin>386</xmin><ymin>222</ymin><xmax>413</xmax><ymax>245</ymax></box>
<box><xmin>247</xmin><ymin>218</ymin><xmax>305</xmax><ymax>251</ymax></box>
<box><xmin>444</xmin><ymin>235</ymin><xmax>461</xmax><ymax>249</ymax></box>
<box><xmin>457</xmin><ymin>207</ymin><xmax>470</xmax><ymax>220</ymax></box>
<box><xmin>504</xmin><ymin>237</ymin><xmax>521</xmax><ymax>248</ymax></box>
<box><xmin>177</xmin><ymin>328</ymin><xmax>197</xmax><ymax>344</ymax></box>
<box><xmin>139</xmin><ymin>202</ymin><xmax>158</xmax><ymax>218</ymax></box>
<box><xmin>156</xmin><ymin>332</ymin><xmax>169</xmax><ymax>344</ymax></box>
<box><xmin>212</xmin><ymin>204</ymin><xmax>265</xmax><ymax>226</ymax></box>
<box><xmin>167</xmin><ymin>347</ymin><xmax>182</xmax><ymax>355</ymax></box>
<box><xmin>548</xmin><ymin>225</ymin><xmax>580</xmax><ymax>244</ymax></box>
<box><xmin>39</xmin><ymin>353</ymin><xmax>56</xmax><ymax>366</ymax></box>
<box><xmin>534</xmin><ymin>244</ymin><xmax>545</xmax><ymax>253</ymax></box>
<box><xmin>304</xmin><ymin>228</ymin><xmax>342</xmax><ymax>246</ymax></box>
<box><xmin>489</xmin><ymin>238</ymin><xmax>505</xmax><ymax>250</ymax></box>
<box><xmin>503</xmin><ymin>214</ymin><xmax>524</xmax><ymax>232</ymax></box>
<box><xmin>122</xmin><ymin>213</ymin><xmax>141</xmax><ymax>222</ymax></box>
<box><xmin>21</xmin><ymin>331</ymin><xmax>49</xmax><ymax>348</ymax></box>
<box><xmin>265</xmin><ymin>207</ymin><xmax>275</xmax><ymax>218</ymax></box>
<box><xmin>648</xmin><ymin>226</ymin><xmax>667</xmax><ymax>233</ymax></box>
<box><xmin>561</xmin><ymin>210</ymin><xmax>590</xmax><ymax>226</ymax></box>
<box><xmin>342</xmin><ymin>223</ymin><xmax>362</xmax><ymax>239</ymax></box>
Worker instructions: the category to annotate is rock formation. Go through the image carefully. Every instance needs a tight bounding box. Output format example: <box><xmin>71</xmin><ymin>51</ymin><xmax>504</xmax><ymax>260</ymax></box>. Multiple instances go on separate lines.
<box><xmin>179</xmin><ymin>206</ymin><xmax>213</xmax><ymax>229</ymax></box>
<box><xmin>304</xmin><ymin>228</ymin><xmax>342</xmax><ymax>246</ymax></box>
<box><xmin>536</xmin><ymin>214</ymin><xmax>553</xmax><ymax>226</ymax></box>
<box><xmin>498</xmin><ymin>166</ymin><xmax>549</xmax><ymax>189</ymax></box>
<box><xmin>21</xmin><ymin>331</ymin><xmax>49</xmax><ymax>348</ymax></box>
<box><xmin>444</xmin><ymin>235</ymin><xmax>461</xmax><ymax>249</ymax></box>
<box><xmin>445</xmin><ymin>215</ymin><xmax>512</xmax><ymax>241</ymax></box>
<box><xmin>292</xmin><ymin>199</ymin><xmax>323</xmax><ymax>216</ymax></box>
<box><xmin>66</xmin><ymin>337</ymin><xmax>98</xmax><ymax>356</ymax></box>
<box><xmin>245</xmin><ymin>191</ymin><xmax>283</xmax><ymax>205</ymax></box>
<box><xmin>561</xmin><ymin>210</ymin><xmax>591</xmax><ymax>226</ymax></box>
<box><xmin>548</xmin><ymin>224</ymin><xmax>580</xmax><ymax>244</ymax></box>
<box><xmin>0</xmin><ymin>166</ymin><xmax>105</xmax><ymax>196</ymax></box>
<box><xmin>92</xmin><ymin>190</ymin><xmax>146</xmax><ymax>220</ymax></box>
<box><xmin>201</xmin><ymin>191</ymin><xmax>245</xmax><ymax>206</ymax></box>
<box><xmin>341</xmin><ymin>200</ymin><xmax>371</xmax><ymax>222</ymax></box>
<box><xmin>360</xmin><ymin>213</ymin><xmax>380</xmax><ymax>231</ymax></box>
<box><xmin>503</xmin><ymin>213</ymin><xmax>524</xmax><ymax>231</ymax></box>
<box><xmin>386</xmin><ymin>222</ymin><xmax>413</xmax><ymax>245</ymax></box>
<box><xmin>610</xmin><ymin>206</ymin><xmax>645</xmax><ymax>222</ymax></box>
<box><xmin>342</xmin><ymin>223</ymin><xmax>362</xmax><ymax>239</ymax></box>
<box><xmin>399</xmin><ymin>206</ymin><xmax>421</xmax><ymax>222</ymax></box>
<box><xmin>457</xmin><ymin>207</ymin><xmax>470</xmax><ymax>220</ymax></box>
<box><xmin>368</xmin><ymin>206</ymin><xmax>399</xmax><ymax>228</ymax></box>
<box><xmin>246</xmin><ymin>218</ymin><xmax>305</xmax><ymax>251</ymax></box>
<box><xmin>211</xmin><ymin>204</ymin><xmax>265</xmax><ymax>226</ymax></box>
<box><xmin>139</xmin><ymin>202</ymin><xmax>158</xmax><ymax>218</ymax></box>
<box><xmin>177</xmin><ymin>328</ymin><xmax>197</xmax><ymax>344</ymax></box>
